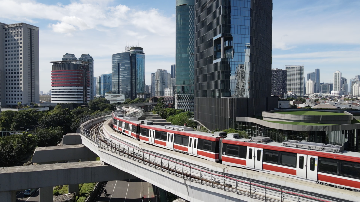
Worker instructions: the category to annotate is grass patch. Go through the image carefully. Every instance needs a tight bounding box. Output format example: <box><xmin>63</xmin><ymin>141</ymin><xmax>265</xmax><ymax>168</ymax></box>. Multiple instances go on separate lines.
<box><xmin>53</xmin><ymin>185</ymin><xmax>68</xmax><ymax>196</ymax></box>
<box><xmin>275</xmin><ymin>111</ymin><xmax>345</xmax><ymax>116</ymax></box>
<box><xmin>267</xmin><ymin>121</ymin><xmax>335</xmax><ymax>126</ymax></box>
<box><xmin>75</xmin><ymin>183</ymin><xmax>96</xmax><ymax>202</ymax></box>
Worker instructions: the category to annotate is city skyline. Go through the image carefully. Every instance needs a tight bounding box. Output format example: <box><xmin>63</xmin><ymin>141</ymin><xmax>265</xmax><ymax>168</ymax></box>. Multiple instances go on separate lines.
<box><xmin>0</xmin><ymin>0</ymin><xmax>359</xmax><ymax>92</ymax></box>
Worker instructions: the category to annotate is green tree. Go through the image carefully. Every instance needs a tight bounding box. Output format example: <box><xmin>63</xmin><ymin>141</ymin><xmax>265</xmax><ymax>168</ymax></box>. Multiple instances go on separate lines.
<box><xmin>10</xmin><ymin>109</ymin><xmax>43</xmax><ymax>131</ymax></box>
<box><xmin>35</xmin><ymin>127</ymin><xmax>64</xmax><ymax>147</ymax></box>
<box><xmin>167</xmin><ymin>112</ymin><xmax>197</xmax><ymax>128</ymax></box>
<box><xmin>0</xmin><ymin>111</ymin><xmax>16</xmax><ymax>131</ymax></box>
<box><xmin>222</xmin><ymin>128</ymin><xmax>249</xmax><ymax>138</ymax></box>
<box><xmin>38</xmin><ymin>105</ymin><xmax>73</xmax><ymax>133</ymax></box>
<box><xmin>88</xmin><ymin>97</ymin><xmax>115</xmax><ymax>112</ymax></box>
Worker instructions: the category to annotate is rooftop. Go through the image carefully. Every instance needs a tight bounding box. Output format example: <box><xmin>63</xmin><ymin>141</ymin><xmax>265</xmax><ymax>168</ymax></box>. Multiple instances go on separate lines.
<box><xmin>274</xmin><ymin>111</ymin><xmax>345</xmax><ymax>116</ymax></box>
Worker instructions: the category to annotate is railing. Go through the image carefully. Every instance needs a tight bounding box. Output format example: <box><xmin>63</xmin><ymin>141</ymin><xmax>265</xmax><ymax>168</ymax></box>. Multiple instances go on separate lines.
<box><xmin>79</xmin><ymin>116</ymin><xmax>346</xmax><ymax>202</ymax></box>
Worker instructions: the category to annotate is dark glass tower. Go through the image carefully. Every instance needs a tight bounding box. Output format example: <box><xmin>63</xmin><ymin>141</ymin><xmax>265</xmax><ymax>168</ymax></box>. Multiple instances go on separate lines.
<box><xmin>175</xmin><ymin>0</ymin><xmax>195</xmax><ymax>112</ymax></box>
<box><xmin>194</xmin><ymin>0</ymin><xmax>275</xmax><ymax>130</ymax></box>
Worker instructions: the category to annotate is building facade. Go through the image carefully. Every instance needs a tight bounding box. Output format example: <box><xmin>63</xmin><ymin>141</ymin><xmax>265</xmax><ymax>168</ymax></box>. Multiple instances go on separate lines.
<box><xmin>112</xmin><ymin>47</ymin><xmax>145</xmax><ymax>99</ymax></box>
<box><xmin>286</xmin><ymin>65</ymin><xmax>304</xmax><ymax>96</ymax></box>
<box><xmin>306</xmin><ymin>79</ymin><xmax>314</xmax><ymax>95</ymax></box>
<box><xmin>194</xmin><ymin>0</ymin><xmax>275</xmax><ymax>130</ymax></box>
<box><xmin>350</xmin><ymin>75</ymin><xmax>360</xmax><ymax>95</ymax></box>
<box><xmin>341</xmin><ymin>77</ymin><xmax>348</xmax><ymax>95</ymax></box>
<box><xmin>175</xmin><ymin>0</ymin><xmax>195</xmax><ymax>112</ymax></box>
<box><xmin>154</xmin><ymin>69</ymin><xmax>171</xmax><ymax>97</ymax></box>
<box><xmin>333</xmin><ymin>70</ymin><xmax>342</xmax><ymax>95</ymax></box>
<box><xmin>79</xmin><ymin>54</ymin><xmax>94</xmax><ymax>100</ymax></box>
<box><xmin>51</xmin><ymin>60</ymin><xmax>90</xmax><ymax>104</ymax></box>
<box><xmin>0</xmin><ymin>22</ymin><xmax>39</xmax><ymax>107</ymax></box>
<box><xmin>320</xmin><ymin>83</ymin><xmax>333</xmax><ymax>94</ymax></box>
<box><xmin>151</xmin><ymin>73</ymin><xmax>155</xmax><ymax>97</ymax></box>
<box><xmin>315</xmin><ymin>69</ymin><xmax>320</xmax><ymax>93</ymax></box>
<box><xmin>100</xmin><ymin>73</ymin><xmax>112</xmax><ymax>96</ymax></box>
<box><xmin>171</xmin><ymin>64</ymin><xmax>176</xmax><ymax>78</ymax></box>
<box><xmin>271</xmin><ymin>68</ymin><xmax>287</xmax><ymax>97</ymax></box>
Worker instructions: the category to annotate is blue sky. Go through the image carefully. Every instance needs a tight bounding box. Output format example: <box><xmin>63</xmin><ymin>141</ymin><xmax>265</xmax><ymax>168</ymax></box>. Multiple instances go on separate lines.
<box><xmin>0</xmin><ymin>0</ymin><xmax>359</xmax><ymax>92</ymax></box>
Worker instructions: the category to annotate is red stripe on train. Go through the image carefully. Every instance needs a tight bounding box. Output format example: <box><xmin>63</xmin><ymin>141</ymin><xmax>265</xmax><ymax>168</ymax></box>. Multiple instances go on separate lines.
<box><xmin>154</xmin><ymin>140</ymin><xmax>166</xmax><ymax>146</ymax></box>
<box><xmin>222</xmin><ymin>156</ymin><xmax>246</xmax><ymax>165</ymax></box>
<box><xmin>174</xmin><ymin>144</ymin><xmax>188</xmax><ymax>152</ymax></box>
<box><xmin>139</xmin><ymin>136</ymin><xmax>149</xmax><ymax>141</ymax></box>
<box><xmin>318</xmin><ymin>174</ymin><xmax>360</xmax><ymax>189</ymax></box>
<box><xmin>263</xmin><ymin>164</ymin><xmax>296</xmax><ymax>175</ymax></box>
<box><xmin>197</xmin><ymin>150</ymin><xmax>218</xmax><ymax>159</ymax></box>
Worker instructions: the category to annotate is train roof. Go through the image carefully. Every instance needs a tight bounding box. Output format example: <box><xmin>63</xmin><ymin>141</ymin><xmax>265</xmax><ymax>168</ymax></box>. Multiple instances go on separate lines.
<box><xmin>223</xmin><ymin>136</ymin><xmax>360</xmax><ymax>163</ymax></box>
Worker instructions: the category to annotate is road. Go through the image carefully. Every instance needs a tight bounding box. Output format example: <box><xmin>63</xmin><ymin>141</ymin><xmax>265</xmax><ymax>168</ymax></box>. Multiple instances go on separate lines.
<box><xmin>97</xmin><ymin>179</ymin><xmax>157</xmax><ymax>202</ymax></box>
<box><xmin>16</xmin><ymin>189</ymin><xmax>40</xmax><ymax>202</ymax></box>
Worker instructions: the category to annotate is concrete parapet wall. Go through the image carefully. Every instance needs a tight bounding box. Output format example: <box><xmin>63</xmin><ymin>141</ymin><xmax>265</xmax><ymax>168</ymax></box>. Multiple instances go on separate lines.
<box><xmin>262</xmin><ymin>111</ymin><xmax>352</xmax><ymax>124</ymax></box>
<box><xmin>62</xmin><ymin>133</ymin><xmax>82</xmax><ymax>145</ymax></box>
<box><xmin>0</xmin><ymin>161</ymin><xmax>134</xmax><ymax>192</ymax></box>
<box><xmin>32</xmin><ymin>145</ymin><xmax>98</xmax><ymax>164</ymax></box>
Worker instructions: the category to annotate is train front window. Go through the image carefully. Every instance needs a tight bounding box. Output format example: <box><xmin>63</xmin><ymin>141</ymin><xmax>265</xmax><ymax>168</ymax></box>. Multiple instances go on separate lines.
<box><xmin>310</xmin><ymin>158</ymin><xmax>315</xmax><ymax>171</ymax></box>
<box><xmin>299</xmin><ymin>156</ymin><xmax>304</xmax><ymax>169</ymax></box>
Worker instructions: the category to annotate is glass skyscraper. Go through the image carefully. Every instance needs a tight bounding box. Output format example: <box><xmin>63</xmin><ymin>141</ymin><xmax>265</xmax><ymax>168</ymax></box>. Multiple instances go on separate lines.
<box><xmin>175</xmin><ymin>0</ymin><xmax>195</xmax><ymax>112</ymax></box>
<box><xmin>194</xmin><ymin>0</ymin><xmax>275</xmax><ymax>130</ymax></box>
<box><xmin>100</xmin><ymin>73</ymin><xmax>112</xmax><ymax>96</ymax></box>
<box><xmin>112</xmin><ymin>47</ymin><xmax>145</xmax><ymax>99</ymax></box>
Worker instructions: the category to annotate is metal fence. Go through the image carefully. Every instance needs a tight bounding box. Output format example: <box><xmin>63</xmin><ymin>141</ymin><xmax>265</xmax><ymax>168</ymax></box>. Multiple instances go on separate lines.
<box><xmin>79</xmin><ymin>116</ymin><xmax>347</xmax><ymax>202</ymax></box>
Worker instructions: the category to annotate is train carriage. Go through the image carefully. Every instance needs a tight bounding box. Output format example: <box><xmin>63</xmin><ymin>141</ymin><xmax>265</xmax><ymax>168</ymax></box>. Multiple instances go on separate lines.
<box><xmin>222</xmin><ymin>135</ymin><xmax>360</xmax><ymax>191</ymax></box>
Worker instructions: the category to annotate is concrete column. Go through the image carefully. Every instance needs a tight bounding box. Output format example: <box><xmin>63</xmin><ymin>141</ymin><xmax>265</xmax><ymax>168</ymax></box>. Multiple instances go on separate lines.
<box><xmin>40</xmin><ymin>187</ymin><xmax>53</xmax><ymax>202</ymax></box>
<box><xmin>0</xmin><ymin>191</ymin><xmax>16</xmax><ymax>202</ymax></box>
<box><xmin>68</xmin><ymin>184</ymin><xmax>78</xmax><ymax>195</ymax></box>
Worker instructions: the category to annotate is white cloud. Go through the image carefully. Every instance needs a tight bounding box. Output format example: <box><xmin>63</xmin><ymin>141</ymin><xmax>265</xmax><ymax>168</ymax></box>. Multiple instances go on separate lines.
<box><xmin>50</xmin><ymin>22</ymin><xmax>77</xmax><ymax>35</ymax></box>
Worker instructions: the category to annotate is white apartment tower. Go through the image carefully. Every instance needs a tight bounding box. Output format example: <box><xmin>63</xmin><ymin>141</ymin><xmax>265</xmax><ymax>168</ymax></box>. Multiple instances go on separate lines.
<box><xmin>331</xmin><ymin>71</ymin><xmax>342</xmax><ymax>96</ymax></box>
<box><xmin>306</xmin><ymin>79</ymin><xmax>314</xmax><ymax>95</ymax></box>
<box><xmin>286</xmin><ymin>65</ymin><xmax>304</xmax><ymax>96</ymax></box>
<box><xmin>0</xmin><ymin>22</ymin><xmax>39</xmax><ymax>107</ymax></box>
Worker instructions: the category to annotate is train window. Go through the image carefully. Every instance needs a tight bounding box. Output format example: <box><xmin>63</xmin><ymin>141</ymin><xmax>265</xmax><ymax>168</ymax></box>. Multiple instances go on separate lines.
<box><xmin>124</xmin><ymin>123</ymin><xmax>129</xmax><ymax>130</ymax></box>
<box><xmin>248</xmin><ymin>148</ymin><xmax>252</xmax><ymax>159</ymax></box>
<box><xmin>140</xmin><ymin>128</ymin><xmax>148</xmax><ymax>136</ymax></box>
<box><xmin>340</xmin><ymin>161</ymin><xmax>360</xmax><ymax>179</ymax></box>
<box><xmin>197</xmin><ymin>138</ymin><xmax>204</xmax><ymax>150</ymax></box>
<box><xmin>119</xmin><ymin>121</ymin><xmax>123</xmax><ymax>127</ymax></box>
<box><xmin>131</xmin><ymin>125</ymin><xmax>137</xmax><ymax>133</ymax></box>
<box><xmin>203</xmin><ymin>140</ymin><xmax>212</xmax><ymax>151</ymax></box>
<box><xmin>226</xmin><ymin>144</ymin><xmax>239</xmax><ymax>157</ymax></box>
<box><xmin>174</xmin><ymin>134</ymin><xmax>182</xmax><ymax>145</ymax></box>
<box><xmin>155</xmin><ymin>131</ymin><xmax>161</xmax><ymax>139</ymax></box>
<box><xmin>318</xmin><ymin>158</ymin><xmax>338</xmax><ymax>175</ymax></box>
<box><xmin>182</xmin><ymin>136</ymin><xmax>189</xmax><ymax>146</ymax></box>
<box><xmin>280</xmin><ymin>152</ymin><xmax>296</xmax><ymax>168</ymax></box>
<box><xmin>309</xmin><ymin>158</ymin><xmax>315</xmax><ymax>171</ymax></box>
<box><xmin>263</xmin><ymin>150</ymin><xmax>279</xmax><ymax>164</ymax></box>
<box><xmin>160</xmin><ymin>131</ymin><xmax>167</xmax><ymax>141</ymax></box>
<box><xmin>238</xmin><ymin>146</ymin><xmax>247</xmax><ymax>158</ymax></box>
<box><xmin>299</xmin><ymin>156</ymin><xmax>304</xmax><ymax>169</ymax></box>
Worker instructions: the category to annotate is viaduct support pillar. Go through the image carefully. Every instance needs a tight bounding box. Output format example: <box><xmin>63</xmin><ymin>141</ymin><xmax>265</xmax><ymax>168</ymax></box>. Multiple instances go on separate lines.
<box><xmin>40</xmin><ymin>187</ymin><xmax>53</xmax><ymax>202</ymax></box>
<box><xmin>0</xmin><ymin>191</ymin><xmax>16</xmax><ymax>202</ymax></box>
<box><xmin>68</xmin><ymin>184</ymin><xmax>79</xmax><ymax>195</ymax></box>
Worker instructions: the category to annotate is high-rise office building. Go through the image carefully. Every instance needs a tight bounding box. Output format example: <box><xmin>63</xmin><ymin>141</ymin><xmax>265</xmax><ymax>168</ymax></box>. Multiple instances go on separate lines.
<box><xmin>62</xmin><ymin>53</ymin><xmax>77</xmax><ymax>61</ymax></box>
<box><xmin>0</xmin><ymin>22</ymin><xmax>39</xmax><ymax>107</ymax></box>
<box><xmin>154</xmin><ymin>69</ymin><xmax>171</xmax><ymax>96</ymax></box>
<box><xmin>271</xmin><ymin>68</ymin><xmax>287</xmax><ymax>97</ymax></box>
<box><xmin>96</xmin><ymin>76</ymin><xmax>101</xmax><ymax>96</ymax></box>
<box><xmin>171</xmin><ymin>64</ymin><xmax>176</xmax><ymax>78</ymax></box>
<box><xmin>286</xmin><ymin>65</ymin><xmax>304</xmax><ymax>96</ymax></box>
<box><xmin>93</xmin><ymin>77</ymin><xmax>96</xmax><ymax>97</ymax></box>
<box><xmin>194</xmin><ymin>0</ymin><xmax>275</xmax><ymax>130</ymax></box>
<box><xmin>175</xmin><ymin>0</ymin><xmax>195</xmax><ymax>112</ymax></box>
<box><xmin>51</xmin><ymin>60</ymin><xmax>90</xmax><ymax>104</ymax></box>
<box><xmin>79</xmin><ymin>54</ymin><xmax>94</xmax><ymax>100</ymax></box>
<box><xmin>320</xmin><ymin>83</ymin><xmax>333</xmax><ymax>94</ymax></box>
<box><xmin>112</xmin><ymin>46</ymin><xmax>145</xmax><ymax>99</ymax></box>
<box><xmin>151</xmin><ymin>73</ymin><xmax>155</xmax><ymax>97</ymax></box>
<box><xmin>307</xmin><ymin>72</ymin><xmax>315</xmax><ymax>82</ymax></box>
<box><xmin>350</xmin><ymin>75</ymin><xmax>360</xmax><ymax>95</ymax></box>
<box><xmin>341</xmin><ymin>77</ymin><xmax>348</xmax><ymax>95</ymax></box>
<box><xmin>315</xmin><ymin>69</ymin><xmax>320</xmax><ymax>93</ymax></box>
<box><xmin>100</xmin><ymin>73</ymin><xmax>112</xmax><ymax>96</ymax></box>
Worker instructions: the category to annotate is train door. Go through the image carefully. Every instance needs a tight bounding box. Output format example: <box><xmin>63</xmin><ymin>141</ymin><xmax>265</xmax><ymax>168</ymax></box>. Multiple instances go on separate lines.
<box><xmin>166</xmin><ymin>132</ymin><xmax>174</xmax><ymax>149</ymax></box>
<box><xmin>188</xmin><ymin>137</ymin><xmax>198</xmax><ymax>156</ymax></box>
<box><xmin>149</xmin><ymin>129</ymin><xmax>155</xmax><ymax>144</ymax></box>
<box><xmin>246</xmin><ymin>147</ymin><xmax>263</xmax><ymax>170</ymax></box>
<box><xmin>297</xmin><ymin>154</ymin><xmax>318</xmax><ymax>181</ymax></box>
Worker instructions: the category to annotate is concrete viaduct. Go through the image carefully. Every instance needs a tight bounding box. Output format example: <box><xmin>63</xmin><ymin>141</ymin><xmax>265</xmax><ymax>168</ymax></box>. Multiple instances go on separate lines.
<box><xmin>1</xmin><ymin>115</ymin><xmax>360</xmax><ymax>202</ymax></box>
